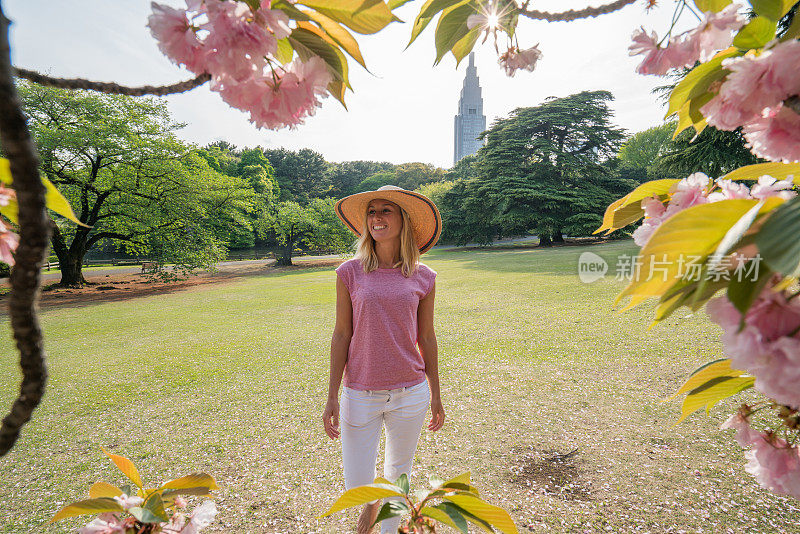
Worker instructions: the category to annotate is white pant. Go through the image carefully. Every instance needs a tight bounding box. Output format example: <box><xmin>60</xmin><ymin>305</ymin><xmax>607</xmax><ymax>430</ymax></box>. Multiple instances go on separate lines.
<box><xmin>341</xmin><ymin>380</ymin><xmax>430</xmax><ymax>534</ymax></box>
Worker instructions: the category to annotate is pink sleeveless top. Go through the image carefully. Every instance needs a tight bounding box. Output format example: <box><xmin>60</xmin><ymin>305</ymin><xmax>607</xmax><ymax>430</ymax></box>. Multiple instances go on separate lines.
<box><xmin>336</xmin><ymin>258</ymin><xmax>437</xmax><ymax>390</ymax></box>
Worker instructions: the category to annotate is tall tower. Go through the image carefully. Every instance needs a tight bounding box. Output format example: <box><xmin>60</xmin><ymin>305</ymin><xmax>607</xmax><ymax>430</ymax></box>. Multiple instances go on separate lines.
<box><xmin>453</xmin><ymin>52</ymin><xmax>487</xmax><ymax>164</ymax></box>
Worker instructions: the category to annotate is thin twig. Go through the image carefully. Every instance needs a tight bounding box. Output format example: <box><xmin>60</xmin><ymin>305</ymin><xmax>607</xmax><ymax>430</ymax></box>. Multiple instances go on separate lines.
<box><xmin>0</xmin><ymin>2</ymin><xmax>49</xmax><ymax>456</ymax></box>
<box><xmin>14</xmin><ymin>68</ymin><xmax>210</xmax><ymax>96</ymax></box>
<box><xmin>519</xmin><ymin>0</ymin><xmax>639</xmax><ymax>22</ymax></box>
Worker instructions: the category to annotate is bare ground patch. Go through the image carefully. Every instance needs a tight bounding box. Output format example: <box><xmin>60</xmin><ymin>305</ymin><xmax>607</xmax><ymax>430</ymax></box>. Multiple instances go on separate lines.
<box><xmin>509</xmin><ymin>445</ymin><xmax>593</xmax><ymax>502</ymax></box>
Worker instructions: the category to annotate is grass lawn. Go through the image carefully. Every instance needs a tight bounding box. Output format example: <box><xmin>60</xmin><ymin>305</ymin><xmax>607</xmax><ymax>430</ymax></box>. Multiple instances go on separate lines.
<box><xmin>0</xmin><ymin>240</ymin><xmax>798</xmax><ymax>533</ymax></box>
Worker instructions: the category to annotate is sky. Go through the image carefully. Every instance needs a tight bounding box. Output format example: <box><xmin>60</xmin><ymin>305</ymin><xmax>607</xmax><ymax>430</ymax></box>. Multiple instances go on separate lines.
<box><xmin>6</xmin><ymin>1</ymin><xmax>697</xmax><ymax>168</ymax></box>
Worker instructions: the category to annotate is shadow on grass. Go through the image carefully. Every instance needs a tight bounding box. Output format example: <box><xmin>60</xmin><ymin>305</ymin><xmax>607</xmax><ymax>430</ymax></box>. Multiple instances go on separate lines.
<box><xmin>509</xmin><ymin>445</ymin><xmax>593</xmax><ymax>501</ymax></box>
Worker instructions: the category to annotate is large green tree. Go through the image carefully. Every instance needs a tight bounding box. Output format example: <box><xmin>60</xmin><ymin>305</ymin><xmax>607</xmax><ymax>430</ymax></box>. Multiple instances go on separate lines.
<box><xmin>268</xmin><ymin>198</ymin><xmax>352</xmax><ymax>265</ymax></box>
<box><xmin>263</xmin><ymin>147</ymin><xmax>328</xmax><ymax>202</ymax></box>
<box><xmin>477</xmin><ymin>90</ymin><xmax>630</xmax><ymax>245</ymax></box>
<box><xmin>326</xmin><ymin>160</ymin><xmax>396</xmax><ymax>198</ymax></box>
<box><xmin>22</xmin><ymin>82</ymin><xmax>253</xmax><ymax>286</ymax></box>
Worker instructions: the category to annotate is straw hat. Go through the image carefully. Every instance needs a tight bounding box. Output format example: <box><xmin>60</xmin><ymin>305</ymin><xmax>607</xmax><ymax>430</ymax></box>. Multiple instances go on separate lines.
<box><xmin>335</xmin><ymin>185</ymin><xmax>442</xmax><ymax>253</ymax></box>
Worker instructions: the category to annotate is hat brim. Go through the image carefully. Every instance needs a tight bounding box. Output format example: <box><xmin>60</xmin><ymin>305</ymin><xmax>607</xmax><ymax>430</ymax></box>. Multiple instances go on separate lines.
<box><xmin>335</xmin><ymin>188</ymin><xmax>442</xmax><ymax>253</ymax></box>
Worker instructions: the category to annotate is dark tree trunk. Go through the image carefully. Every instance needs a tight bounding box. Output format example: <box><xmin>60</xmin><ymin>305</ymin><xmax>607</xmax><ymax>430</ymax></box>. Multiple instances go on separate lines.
<box><xmin>0</xmin><ymin>3</ymin><xmax>49</xmax><ymax>456</ymax></box>
<box><xmin>276</xmin><ymin>242</ymin><xmax>294</xmax><ymax>266</ymax></box>
<box><xmin>50</xmin><ymin>221</ymin><xmax>86</xmax><ymax>287</ymax></box>
<box><xmin>539</xmin><ymin>234</ymin><xmax>553</xmax><ymax>247</ymax></box>
<box><xmin>552</xmin><ymin>230</ymin><xmax>565</xmax><ymax>243</ymax></box>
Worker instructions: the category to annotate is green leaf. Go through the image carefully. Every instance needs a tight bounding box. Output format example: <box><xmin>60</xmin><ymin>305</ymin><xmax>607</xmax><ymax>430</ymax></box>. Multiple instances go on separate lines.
<box><xmin>677</xmin><ymin>375</ymin><xmax>755</xmax><ymax>423</ymax></box>
<box><xmin>101</xmin><ymin>447</ymin><xmax>143</xmax><ymax>489</ymax></box>
<box><xmin>733</xmin><ymin>16</ymin><xmax>777</xmax><ymax>48</ymax></box>
<box><xmin>275</xmin><ymin>38</ymin><xmax>294</xmax><ymax>64</ymax></box>
<box><xmin>272</xmin><ymin>0</ymin><xmax>312</xmax><ymax>20</ymax></box>
<box><xmin>442</xmin><ymin>501</ymin><xmax>495</xmax><ymax>533</ymax></box>
<box><xmin>0</xmin><ymin>199</ymin><xmax>18</xmax><ymax>224</ymax></box>
<box><xmin>756</xmin><ymin>195</ymin><xmax>800</xmax><ymax>276</ymax></box>
<box><xmin>408</xmin><ymin>0</ymin><xmax>465</xmax><ymax>46</ymax></box>
<box><xmin>653</xmin><ymin>274</ymin><xmax>728</xmax><ymax>322</ymax></box>
<box><xmin>389</xmin><ymin>0</ymin><xmax>416</xmax><ymax>8</ymax></box>
<box><xmin>395</xmin><ymin>473</ymin><xmax>410</xmax><ymax>494</ymax></box>
<box><xmin>727</xmin><ymin>260</ymin><xmax>772</xmax><ymax>314</ymax></box>
<box><xmin>0</xmin><ymin>158</ymin><xmax>10</xmax><ymax>184</ymax></box>
<box><xmin>306</xmin><ymin>10</ymin><xmax>368</xmax><ymax>69</ymax></box>
<box><xmin>130</xmin><ymin>492</ymin><xmax>169</xmax><ymax>523</ymax></box>
<box><xmin>780</xmin><ymin>7</ymin><xmax>800</xmax><ymax>40</ymax></box>
<box><xmin>242</xmin><ymin>0</ymin><xmax>261</xmax><ymax>11</ymax></box>
<box><xmin>749</xmin><ymin>0</ymin><xmax>795</xmax><ymax>21</ymax></box>
<box><xmin>160</xmin><ymin>473</ymin><xmax>219</xmax><ymax>491</ymax></box>
<box><xmin>666</xmin><ymin>48</ymin><xmax>740</xmax><ymax>119</ymax></box>
<box><xmin>89</xmin><ymin>482</ymin><xmax>124</xmax><ymax>499</ymax></box>
<box><xmin>443</xmin><ymin>494</ymin><xmax>517</xmax><ymax>534</ymax></box>
<box><xmin>298</xmin><ymin>0</ymin><xmax>394</xmax><ymax>34</ymax></box>
<box><xmin>707</xmin><ymin>199</ymin><xmax>765</xmax><ymax>272</ymax></box>
<box><xmin>451</xmin><ymin>26</ymin><xmax>481</xmax><ymax>65</ymax></box>
<box><xmin>594</xmin><ymin>179</ymin><xmax>680</xmax><ymax>234</ymax></box>
<box><xmin>372</xmin><ymin>500</ymin><xmax>409</xmax><ymax>526</ymax></box>
<box><xmin>0</xmin><ymin>158</ymin><xmax>83</xmax><ymax>226</ymax></box>
<box><xmin>422</xmin><ymin>503</ymin><xmax>469</xmax><ymax>533</ymax></box>
<box><xmin>617</xmin><ymin>198</ymin><xmax>783</xmax><ymax>311</ymax></box>
<box><xmin>434</xmin><ymin>0</ymin><xmax>476</xmax><ymax>65</ymax></box>
<box><xmin>667</xmin><ymin>359</ymin><xmax>746</xmax><ymax>400</ymax></box>
<box><xmin>290</xmin><ymin>25</ymin><xmax>348</xmax><ymax>83</ymax></box>
<box><xmin>694</xmin><ymin>0</ymin><xmax>732</xmax><ymax>11</ymax></box>
<box><xmin>319</xmin><ymin>483</ymin><xmax>406</xmax><ymax>517</ymax></box>
<box><xmin>51</xmin><ymin>498</ymin><xmax>124</xmax><ymax>522</ymax></box>
<box><xmin>721</xmin><ymin>162</ymin><xmax>800</xmax><ymax>183</ymax></box>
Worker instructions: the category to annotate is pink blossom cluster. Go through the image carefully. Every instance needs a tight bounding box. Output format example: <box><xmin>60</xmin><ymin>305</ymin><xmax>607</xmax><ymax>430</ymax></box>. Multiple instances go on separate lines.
<box><xmin>148</xmin><ymin>1</ymin><xmax>331</xmax><ymax>129</ymax></box>
<box><xmin>629</xmin><ymin>4</ymin><xmax>744</xmax><ymax>75</ymax></box>
<box><xmin>632</xmin><ymin>173</ymin><xmax>795</xmax><ymax>247</ymax></box>
<box><xmin>707</xmin><ymin>290</ymin><xmax>800</xmax><ymax>409</ymax></box>
<box><xmin>79</xmin><ymin>499</ymin><xmax>217</xmax><ymax>534</ymax></box>
<box><xmin>700</xmin><ymin>39</ymin><xmax>800</xmax><ymax>163</ymax></box>
<box><xmin>498</xmin><ymin>45</ymin><xmax>542</xmax><ymax>77</ymax></box>
<box><xmin>0</xmin><ymin>184</ymin><xmax>18</xmax><ymax>266</ymax></box>
<box><xmin>722</xmin><ymin>412</ymin><xmax>800</xmax><ymax>499</ymax></box>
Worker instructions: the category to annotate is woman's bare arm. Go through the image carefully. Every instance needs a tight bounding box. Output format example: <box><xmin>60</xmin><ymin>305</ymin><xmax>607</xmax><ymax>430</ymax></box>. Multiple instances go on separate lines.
<box><xmin>323</xmin><ymin>275</ymin><xmax>353</xmax><ymax>439</ymax></box>
<box><xmin>418</xmin><ymin>283</ymin><xmax>444</xmax><ymax>431</ymax></box>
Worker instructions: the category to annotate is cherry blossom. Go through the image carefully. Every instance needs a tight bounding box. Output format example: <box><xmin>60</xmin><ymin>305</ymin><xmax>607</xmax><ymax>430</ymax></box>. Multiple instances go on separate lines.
<box><xmin>78</xmin><ymin>513</ymin><xmax>126</xmax><ymax>534</ymax></box>
<box><xmin>148</xmin><ymin>3</ymin><xmax>206</xmax><ymax>73</ymax></box>
<box><xmin>0</xmin><ymin>220</ymin><xmax>18</xmax><ymax>266</ymax></box>
<box><xmin>628</xmin><ymin>28</ymin><xmax>694</xmax><ymax>75</ymax></box>
<box><xmin>498</xmin><ymin>45</ymin><xmax>542</xmax><ymax>77</ymax></box>
<box><xmin>750</xmin><ymin>175</ymin><xmax>796</xmax><ymax>200</ymax></box>
<box><xmin>707</xmin><ymin>291</ymin><xmax>800</xmax><ymax>408</ymax></box>
<box><xmin>744</xmin><ymin>105</ymin><xmax>800</xmax><ymax>163</ymax></box>
<box><xmin>722</xmin><ymin>412</ymin><xmax>800</xmax><ymax>499</ymax></box>
<box><xmin>113</xmin><ymin>494</ymin><xmax>144</xmax><ymax>510</ymax></box>
<box><xmin>0</xmin><ymin>184</ymin><xmax>16</xmax><ymax>206</ymax></box>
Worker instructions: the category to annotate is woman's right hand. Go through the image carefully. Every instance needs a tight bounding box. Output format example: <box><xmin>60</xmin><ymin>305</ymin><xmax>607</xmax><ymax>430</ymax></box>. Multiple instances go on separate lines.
<box><xmin>322</xmin><ymin>398</ymin><xmax>340</xmax><ymax>439</ymax></box>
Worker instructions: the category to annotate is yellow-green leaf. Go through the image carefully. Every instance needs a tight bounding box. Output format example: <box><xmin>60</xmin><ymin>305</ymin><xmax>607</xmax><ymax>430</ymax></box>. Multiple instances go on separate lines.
<box><xmin>594</xmin><ymin>179</ymin><xmax>679</xmax><ymax>234</ymax></box>
<box><xmin>319</xmin><ymin>484</ymin><xmax>406</xmax><ymax>517</ymax></box>
<box><xmin>275</xmin><ymin>38</ymin><xmax>294</xmax><ymax>64</ymax></box>
<box><xmin>451</xmin><ymin>26</ymin><xmax>480</xmax><ymax>65</ymax></box>
<box><xmin>666</xmin><ymin>359</ymin><xmax>747</xmax><ymax>400</ymax></box>
<box><xmin>298</xmin><ymin>0</ymin><xmax>394</xmax><ymax>34</ymax></box>
<box><xmin>677</xmin><ymin>375</ymin><xmax>755</xmax><ymax>423</ymax></box>
<box><xmin>421</xmin><ymin>504</ymin><xmax>469</xmax><ymax>533</ymax></box>
<box><xmin>617</xmin><ymin>198</ymin><xmax>783</xmax><ymax>311</ymax></box>
<box><xmin>443</xmin><ymin>494</ymin><xmax>517</xmax><ymax>534</ymax></box>
<box><xmin>89</xmin><ymin>481</ymin><xmax>124</xmax><ymax>499</ymax></box>
<box><xmin>666</xmin><ymin>48</ymin><xmax>740</xmax><ymax>119</ymax></box>
<box><xmin>721</xmin><ymin>162</ymin><xmax>800</xmax><ymax>183</ymax></box>
<box><xmin>0</xmin><ymin>158</ymin><xmax>10</xmax><ymax>184</ymax></box>
<box><xmin>160</xmin><ymin>473</ymin><xmax>219</xmax><ymax>491</ymax></box>
<box><xmin>434</xmin><ymin>0</ymin><xmax>476</xmax><ymax>65</ymax></box>
<box><xmin>694</xmin><ymin>0</ymin><xmax>731</xmax><ymax>11</ymax></box>
<box><xmin>408</xmin><ymin>0</ymin><xmax>465</xmax><ymax>46</ymax></box>
<box><xmin>43</xmin><ymin>175</ymin><xmax>83</xmax><ymax>226</ymax></box>
<box><xmin>101</xmin><ymin>448</ymin><xmax>143</xmax><ymax>489</ymax></box>
<box><xmin>750</xmin><ymin>0</ymin><xmax>795</xmax><ymax>21</ymax></box>
<box><xmin>733</xmin><ymin>15</ymin><xmax>777</xmax><ymax>49</ymax></box>
<box><xmin>306</xmin><ymin>10</ymin><xmax>368</xmax><ymax>70</ymax></box>
<box><xmin>291</xmin><ymin>24</ymin><xmax>349</xmax><ymax>85</ymax></box>
<box><xmin>51</xmin><ymin>498</ymin><xmax>123</xmax><ymax>522</ymax></box>
<box><xmin>0</xmin><ymin>199</ymin><xmax>18</xmax><ymax>224</ymax></box>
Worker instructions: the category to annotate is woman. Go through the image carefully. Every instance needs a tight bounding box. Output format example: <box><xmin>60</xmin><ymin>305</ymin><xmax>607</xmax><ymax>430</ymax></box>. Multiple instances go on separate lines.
<box><xmin>322</xmin><ymin>185</ymin><xmax>446</xmax><ymax>534</ymax></box>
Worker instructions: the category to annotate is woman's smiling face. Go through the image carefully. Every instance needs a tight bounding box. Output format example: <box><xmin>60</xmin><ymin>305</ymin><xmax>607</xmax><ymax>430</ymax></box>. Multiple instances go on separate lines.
<box><xmin>366</xmin><ymin>199</ymin><xmax>403</xmax><ymax>243</ymax></box>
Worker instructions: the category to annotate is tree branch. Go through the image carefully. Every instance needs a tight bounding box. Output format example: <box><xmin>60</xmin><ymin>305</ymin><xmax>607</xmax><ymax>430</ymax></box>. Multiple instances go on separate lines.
<box><xmin>0</xmin><ymin>3</ymin><xmax>49</xmax><ymax>457</ymax></box>
<box><xmin>519</xmin><ymin>0</ymin><xmax>638</xmax><ymax>22</ymax></box>
<box><xmin>14</xmin><ymin>69</ymin><xmax>211</xmax><ymax>97</ymax></box>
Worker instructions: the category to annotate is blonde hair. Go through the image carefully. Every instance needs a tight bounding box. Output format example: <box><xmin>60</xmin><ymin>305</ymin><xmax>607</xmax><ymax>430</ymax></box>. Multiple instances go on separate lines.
<box><xmin>354</xmin><ymin>202</ymin><xmax>420</xmax><ymax>277</ymax></box>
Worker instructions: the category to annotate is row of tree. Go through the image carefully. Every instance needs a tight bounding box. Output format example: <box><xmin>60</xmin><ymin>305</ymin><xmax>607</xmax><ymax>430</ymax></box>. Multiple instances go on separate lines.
<box><xmin>418</xmin><ymin>89</ymin><xmax>759</xmax><ymax>246</ymax></box>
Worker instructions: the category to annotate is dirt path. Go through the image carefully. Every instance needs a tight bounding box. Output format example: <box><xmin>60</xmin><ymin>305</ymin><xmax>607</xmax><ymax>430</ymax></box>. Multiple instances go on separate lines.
<box><xmin>0</xmin><ymin>258</ymin><xmax>343</xmax><ymax>312</ymax></box>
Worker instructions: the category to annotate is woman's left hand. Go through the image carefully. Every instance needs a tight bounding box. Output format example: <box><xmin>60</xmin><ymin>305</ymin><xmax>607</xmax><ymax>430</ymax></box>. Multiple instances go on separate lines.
<box><xmin>428</xmin><ymin>398</ymin><xmax>445</xmax><ymax>431</ymax></box>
